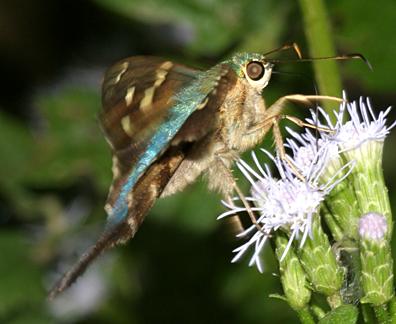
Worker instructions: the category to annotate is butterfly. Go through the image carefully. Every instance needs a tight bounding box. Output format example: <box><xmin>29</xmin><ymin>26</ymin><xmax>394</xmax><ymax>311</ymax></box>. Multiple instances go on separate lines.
<box><xmin>49</xmin><ymin>45</ymin><xmax>359</xmax><ymax>299</ymax></box>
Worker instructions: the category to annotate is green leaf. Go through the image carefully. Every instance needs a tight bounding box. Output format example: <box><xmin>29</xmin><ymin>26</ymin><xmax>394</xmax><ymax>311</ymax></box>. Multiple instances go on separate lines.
<box><xmin>151</xmin><ymin>181</ymin><xmax>221</xmax><ymax>232</ymax></box>
<box><xmin>31</xmin><ymin>87</ymin><xmax>111</xmax><ymax>191</ymax></box>
<box><xmin>331</xmin><ymin>1</ymin><xmax>396</xmax><ymax>91</ymax></box>
<box><xmin>269</xmin><ymin>293</ymin><xmax>288</xmax><ymax>302</ymax></box>
<box><xmin>0</xmin><ymin>231</ymin><xmax>46</xmax><ymax>320</ymax></box>
<box><xmin>0</xmin><ymin>112</ymin><xmax>35</xmax><ymax>208</ymax></box>
<box><xmin>93</xmin><ymin>0</ymin><xmax>286</xmax><ymax>56</ymax></box>
<box><xmin>318</xmin><ymin>305</ymin><xmax>358</xmax><ymax>324</ymax></box>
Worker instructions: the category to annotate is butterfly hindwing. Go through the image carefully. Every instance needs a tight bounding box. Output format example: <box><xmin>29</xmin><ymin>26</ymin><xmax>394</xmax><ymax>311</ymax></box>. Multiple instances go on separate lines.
<box><xmin>48</xmin><ymin>147</ymin><xmax>186</xmax><ymax>300</ymax></box>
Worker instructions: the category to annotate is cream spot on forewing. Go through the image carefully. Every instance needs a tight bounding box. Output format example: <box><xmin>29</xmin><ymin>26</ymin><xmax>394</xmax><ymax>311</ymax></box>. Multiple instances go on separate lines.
<box><xmin>139</xmin><ymin>86</ymin><xmax>156</xmax><ymax>112</ymax></box>
<box><xmin>154</xmin><ymin>70</ymin><xmax>167</xmax><ymax>87</ymax></box>
<box><xmin>115</xmin><ymin>62</ymin><xmax>129</xmax><ymax>83</ymax></box>
<box><xmin>139</xmin><ymin>61</ymin><xmax>173</xmax><ymax>112</ymax></box>
<box><xmin>154</xmin><ymin>61</ymin><xmax>173</xmax><ymax>87</ymax></box>
<box><xmin>112</xmin><ymin>156</ymin><xmax>121</xmax><ymax>178</ymax></box>
<box><xmin>160</xmin><ymin>61</ymin><xmax>173</xmax><ymax>71</ymax></box>
<box><xmin>125</xmin><ymin>86</ymin><xmax>135</xmax><ymax>106</ymax></box>
<box><xmin>197</xmin><ymin>97</ymin><xmax>209</xmax><ymax>110</ymax></box>
<box><xmin>121</xmin><ymin>115</ymin><xmax>134</xmax><ymax>136</ymax></box>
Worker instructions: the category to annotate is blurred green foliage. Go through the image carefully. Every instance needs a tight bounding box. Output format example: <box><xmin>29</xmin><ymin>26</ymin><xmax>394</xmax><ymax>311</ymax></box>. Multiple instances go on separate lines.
<box><xmin>0</xmin><ymin>0</ymin><xmax>395</xmax><ymax>323</ymax></box>
<box><xmin>94</xmin><ymin>0</ymin><xmax>286</xmax><ymax>55</ymax></box>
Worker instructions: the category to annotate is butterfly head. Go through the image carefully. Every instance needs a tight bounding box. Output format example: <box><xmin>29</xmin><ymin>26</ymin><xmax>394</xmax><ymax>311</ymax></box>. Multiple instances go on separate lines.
<box><xmin>228</xmin><ymin>53</ymin><xmax>274</xmax><ymax>92</ymax></box>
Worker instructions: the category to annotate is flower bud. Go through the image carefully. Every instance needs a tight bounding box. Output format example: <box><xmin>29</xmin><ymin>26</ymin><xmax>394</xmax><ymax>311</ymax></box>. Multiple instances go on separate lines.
<box><xmin>359</xmin><ymin>213</ymin><xmax>394</xmax><ymax>305</ymax></box>
<box><xmin>297</xmin><ymin>215</ymin><xmax>344</xmax><ymax>297</ymax></box>
<box><xmin>275</xmin><ymin>233</ymin><xmax>311</xmax><ymax>310</ymax></box>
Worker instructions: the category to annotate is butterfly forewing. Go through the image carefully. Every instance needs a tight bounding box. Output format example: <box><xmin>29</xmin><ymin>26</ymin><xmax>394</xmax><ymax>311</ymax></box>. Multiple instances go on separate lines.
<box><xmin>101</xmin><ymin>57</ymin><xmax>198</xmax><ymax>157</ymax></box>
<box><xmin>100</xmin><ymin>57</ymin><xmax>196</xmax><ymax>191</ymax></box>
<box><xmin>100</xmin><ymin>56</ymin><xmax>238</xmax><ymax>226</ymax></box>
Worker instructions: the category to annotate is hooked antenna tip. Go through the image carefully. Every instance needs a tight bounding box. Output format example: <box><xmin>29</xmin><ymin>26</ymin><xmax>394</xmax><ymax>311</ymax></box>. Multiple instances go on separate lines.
<box><xmin>346</xmin><ymin>53</ymin><xmax>373</xmax><ymax>71</ymax></box>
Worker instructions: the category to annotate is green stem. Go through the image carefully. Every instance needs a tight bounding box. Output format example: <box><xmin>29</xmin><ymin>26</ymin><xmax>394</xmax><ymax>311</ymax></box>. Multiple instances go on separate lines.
<box><xmin>298</xmin><ymin>215</ymin><xmax>343</xmax><ymax>296</ymax></box>
<box><xmin>321</xmin><ymin>203</ymin><xmax>343</xmax><ymax>242</ymax></box>
<box><xmin>361</xmin><ymin>304</ymin><xmax>376</xmax><ymax>324</ymax></box>
<box><xmin>373</xmin><ymin>304</ymin><xmax>390</xmax><ymax>324</ymax></box>
<box><xmin>389</xmin><ymin>297</ymin><xmax>396</xmax><ymax>324</ymax></box>
<box><xmin>298</xmin><ymin>0</ymin><xmax>342</xmax><ymax>115</ymax></box>
<box><xmin>311</xmin><ymin>304</ymin><xmax>326</xmax><ymax>320</ymax></box>
<box><xmin>297</xmin><ymin>306</ymin><xmax>316</xmax><ymax>324</ymax></box>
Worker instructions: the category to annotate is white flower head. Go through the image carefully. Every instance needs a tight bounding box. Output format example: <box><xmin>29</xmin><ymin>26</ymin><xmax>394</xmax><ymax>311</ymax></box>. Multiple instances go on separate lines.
<box><xmin>285</xmin><ymin>126</ymin><xmax>342</xmax><ymax>181</ymax></box>
<box><xmin>336</xmin><ymin>97</ymin><xmax>395</xmax><ymax>144</ymax></box>
<box><xmin>219</xmin><ymin>148</ymin><xmax>351</xmax><ymax>272</ymax></box>
<box><xmin>334</xmin><ymin>96</ymin><xmax>395</xmax><ymax>150</ymax></box>
<box><xmin>305</xmin><ymin>94</ymin><xmax>395</xmax><ymax>162</ymax></box>
<box><xmin>219</xmin><ymin>94</ymin><xmax>393</xmax><ymax>272</ymax></box>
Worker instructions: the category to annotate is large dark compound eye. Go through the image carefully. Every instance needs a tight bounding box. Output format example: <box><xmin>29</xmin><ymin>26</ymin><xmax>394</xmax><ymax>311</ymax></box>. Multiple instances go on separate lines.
<box><xmin>246</xmin><ymin>61</ymin><xmax>265</xmax><ymax>81</ymax></box>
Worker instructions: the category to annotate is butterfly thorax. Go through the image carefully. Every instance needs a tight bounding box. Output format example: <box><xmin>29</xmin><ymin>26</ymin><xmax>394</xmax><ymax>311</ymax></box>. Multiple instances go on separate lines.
<box><xmin>219</xmin><ymin>77</ymin><xmax>269</xmax><ymax>153</ymax></box>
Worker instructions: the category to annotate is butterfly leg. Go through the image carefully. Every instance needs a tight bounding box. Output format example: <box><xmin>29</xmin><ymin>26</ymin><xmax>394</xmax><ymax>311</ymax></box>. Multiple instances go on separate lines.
<box><xmin>265</xmin><ymin>93</ymin><xmax>343</xmax><ymax>151</ymax></box>
<box><xmin>248</xmin><ymin>94</ymin><xmax>342</xmax><ymax>179</ymax></box>
<box><xmin>224</xmin><ymin>196</ymin><xmax>246</xmax><ymax>235</ymax></box>
<box><xmin>271</xmin><ymin>116</ymin><xmax>305</xmax><ymax>179</ymax></box>
<box><xmin>265</xmin><ymin>94</ymin><xmax>343</xmax><ymax>118</ymax></box>
<box><xmin>247</xmin><ymin>94</ymin><xmax>342</xmax><ymax>136</ymax></box>
<box><xmin>210</xmin><ymin>153</ymin><xmax>264</xmax><ymax>234</ymax></box>
<box><xmin>282</xmin><ymin>114</ymin><xmax>334</xmax><ymax>133</ymax></box>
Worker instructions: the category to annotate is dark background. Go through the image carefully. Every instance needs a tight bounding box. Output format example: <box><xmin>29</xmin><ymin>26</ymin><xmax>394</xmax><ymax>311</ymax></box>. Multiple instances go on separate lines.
<box><xmin>1</xmin><ymin>0</ymin><xmax>396</xmax><ymax>323</ymax></box>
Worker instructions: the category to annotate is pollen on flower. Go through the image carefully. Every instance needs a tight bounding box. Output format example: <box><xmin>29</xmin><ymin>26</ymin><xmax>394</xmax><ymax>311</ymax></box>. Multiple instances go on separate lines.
<box><xmin>359</xmin><ymin>212</ymin><xmax>388</xmax><ymax>241</ymax></box>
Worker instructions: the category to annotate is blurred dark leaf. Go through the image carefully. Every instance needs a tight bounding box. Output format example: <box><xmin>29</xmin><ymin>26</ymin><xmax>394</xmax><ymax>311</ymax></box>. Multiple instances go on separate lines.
<box><xmin>93</xmin><ymin>0</ymin><xmax>287</xmax><ymax>55</ymax></box>
<box><xmin>331</xmin><ymin>1</ymin><xmax>396</xmax><ymax>91</ymax></box>
<box><xmin>0</xmin><ymin>112</ymin><xmax>35</xmax><ymax>207</ymax></box>
<box><xmin>151</xmin><ymin>180</ymin><xmax>221</xmax><ymax>233</ymax></box>
<box><xmin>0</xmin><ymin>231</ymin><xmax>48</xmax><ymax>323</ymax></box>
<box><xmin>31</xmin><ymin>87</ymin><xmax>111</xmax><ymax>192</ymax></box>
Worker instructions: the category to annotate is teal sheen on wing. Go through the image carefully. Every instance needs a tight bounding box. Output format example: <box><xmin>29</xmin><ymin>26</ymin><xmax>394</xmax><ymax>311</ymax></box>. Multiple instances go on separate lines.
<box><xmin>106</xmin><ymin>64</ymin><xmax>225</xmax><ymax>227</ymax></box>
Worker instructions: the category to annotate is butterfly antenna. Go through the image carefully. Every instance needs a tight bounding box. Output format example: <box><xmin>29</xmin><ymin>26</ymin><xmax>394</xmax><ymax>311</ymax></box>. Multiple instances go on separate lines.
<box><xmin>264</xmin><ymin>42</ymin><xmax>303</xmax><ymax>59</ymax></box>
<box><xmin>271</xmin><ymin>51</ymin><xmax>371</xmax><ymax>146</ymax></box>
<box><xmin>268</xmin><ymin>53</ymin><xmax>372</xmax><ymax>70</ymax></box>
<box><xmin>312</xmin><ymin>83</ymin><xmax>321</xmax><ymax>151</ymax></box>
